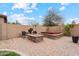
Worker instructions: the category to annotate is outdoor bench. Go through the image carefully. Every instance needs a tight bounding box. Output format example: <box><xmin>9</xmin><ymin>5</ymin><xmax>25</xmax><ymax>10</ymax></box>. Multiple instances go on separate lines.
<box><xmin>41</xmin><ymin>32</ymin><xmax>63</xmax><ymax>39</ymax></box>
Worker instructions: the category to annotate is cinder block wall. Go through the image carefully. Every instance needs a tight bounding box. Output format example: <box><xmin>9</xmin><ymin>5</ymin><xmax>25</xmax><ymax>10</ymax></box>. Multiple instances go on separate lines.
<box><xmin>47</xmin><ymin>26</ymin><xmax>64</xmax><ymax>33</ymax></box>
<box><xmin>7</xmin><ymin>25</ymin><xmax>64</xmax><ymax>39</ymax></box>
<box><xmin>7</xmin><ymin>24</ymin><xmax>33</xmax><ymax>39</ymax></box>
<box><xmin>36</xmin><ymin>26</ymin><xmax>47</xmax><ymax>33</ymax></box>
<box><xmin>7</xmin><ymin>25</ymin><xmax>48</xmax><ymax>39</ymax></box>
<box><xmin>0</xmin><ymin>23</ymin><xmax>65</xmax><ymax>40</ymax></box>
<box><xmin>1</xmin><ymin>21</ymin><xmax>79</xmax><ymax>40</ymax></box>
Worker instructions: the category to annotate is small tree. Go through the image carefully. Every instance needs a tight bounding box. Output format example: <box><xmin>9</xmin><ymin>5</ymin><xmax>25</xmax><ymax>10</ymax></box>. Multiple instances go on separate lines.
<box><xmin>64</xmin><ymin>23</ymin><xmax>75</xmax><ymax>36</ymax></box>
<box><xmin>64</xmin><ymin>24</ymin><xmax>72</xmax><ymax>36</ymax></box>
<box><xmin>43</xmin><ymin>8</ymin><xmax>63</xmax><ymax>31</ymax></box>
<box><xmin>43</xmin><ymin>8</ymin><xmax>63</xmax><ymax>26</ymax></box>
<box><xmin>16</xmin><ymin>20</ymin><xmax>21</xmax><ymax>25</ymax></box>
<box><xmin>31</xmin><ymin>20</ymin><xmax>39</xmax><ymax>31</ymax></box>
<box><xmin>12</xmin><ymin>22</ymin><xmax>16</xmax><ymax>24</ymax></box>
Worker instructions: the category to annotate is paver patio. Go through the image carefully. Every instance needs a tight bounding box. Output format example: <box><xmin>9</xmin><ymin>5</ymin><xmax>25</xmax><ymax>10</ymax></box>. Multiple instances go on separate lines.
<box><xmin>0</xmin><ymin>36</ymin><xmax>79</xmax><ymax>56</ymax></box>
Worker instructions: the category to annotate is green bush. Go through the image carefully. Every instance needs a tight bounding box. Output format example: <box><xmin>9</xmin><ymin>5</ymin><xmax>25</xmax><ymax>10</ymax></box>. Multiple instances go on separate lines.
<box><xmin>0</xmin><ymin>51</ymin><xmax>20</xmax><ymax>56</ymax></box>
<box><xmin>64</xmin><ymin>24</ymin><xmax>74</xmax><ymax>36</ymax></box>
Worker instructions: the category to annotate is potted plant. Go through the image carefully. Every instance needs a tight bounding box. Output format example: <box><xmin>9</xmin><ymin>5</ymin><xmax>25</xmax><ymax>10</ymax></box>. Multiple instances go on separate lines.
<box><xmin>28</xmin><ymin>28</ymin><xmax>33</xmax><ymax>34</ymax></box>
<box><xmin>72</xmin><ymin>36</ymin><xmax>78</xmax><ymax>43</ymax></box>
<box><xmin>22</xmin><ymin>31</ymin><xmax>26</xmax><ymax>38</ymax></box>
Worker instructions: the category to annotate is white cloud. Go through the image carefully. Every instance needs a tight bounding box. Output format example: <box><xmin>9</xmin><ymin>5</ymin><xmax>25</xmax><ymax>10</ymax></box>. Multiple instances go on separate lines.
<box><xmin>24</xmin><ymin>10</ymin><xmax>33</xmax><ymax>13</ymax></box>
<box><xmin>8</xmin><ymin>13</ymin><xmax>35</xmax><ymax>25</ymax></box>
<box><xmin>59</xmin><ymin>6</ymin><xmax>65</xmax><ymax>11</ymax></box>
<box><xmin>39</xmin><ymin>16</ymin><xmax>43</xmax><ymax>19</ymax></box>
<box><xmin>48</xmin><ymin>7</ymin><xmax>53</xmax><ymax>11</ymax></box>
<box><xmin>31</xmin><ymin>3</ymin><xmax>37</xmax><ymax>10</ymax></box>
<box><xmin>71</xmin><ymin>18</ymin><xmax>79</xmax><ymax>23</ymax></box>
<box><xmin>10</xmin><ymin>12</ymin><xmax>13</xmax><ymax>14</ymax></box>
<box><xmin>59</xmin><ymin>3</ymin><xmax>69</xmax><ymax>11</ymax></box>
<box><xmin>3</xmin><ymin>12</ymin><xmax>7</xmax><ymax>15</ymax></box>
<box><xmin>61</xmin><ymin>3</ymin><xmax>69</xmax><ymax>6</ymax></box>
<box><xmin>12</xmin><ymin>3</ymin><xmax>38</xmax><ymax>13</ymax></box>
<box><xmin>66</xmin><ymin>18</ymin><xmax>79</xmax><ymax>24</ymax></box>
<box><xmin>12</xmin><ymin>3</ymin><xmax>27</xmax><ymax>10</ymax></box>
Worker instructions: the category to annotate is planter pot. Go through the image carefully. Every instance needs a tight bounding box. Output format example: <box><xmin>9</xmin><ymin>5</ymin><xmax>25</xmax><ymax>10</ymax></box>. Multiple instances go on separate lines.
<box><xmin>72</xmin><ymin>36</ymin><xmax>78</xmax><ymax>43</ymax></box>
<box><xmin>22</xmin><ymin>31</ymin><xmax>26</xmax><ymax>36</ymax></box>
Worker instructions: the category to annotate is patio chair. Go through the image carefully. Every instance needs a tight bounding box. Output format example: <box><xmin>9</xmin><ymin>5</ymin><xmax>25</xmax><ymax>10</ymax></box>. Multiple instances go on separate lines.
<box><xmin>22</xmin><ymin>31</ymin><xmax>27</xmax><ymax>38</ymax></box>
<box><xmin>33</xmin><ymin>31</ymin><xmax>37</xmax><ymax>34</ymax></box>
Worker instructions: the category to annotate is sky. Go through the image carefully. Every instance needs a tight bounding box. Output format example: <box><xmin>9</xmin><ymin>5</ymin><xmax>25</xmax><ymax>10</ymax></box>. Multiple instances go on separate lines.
<box><xmin>0</xmin><ymin>3</ymin><xmax>79</xmax><ymax>25</ymax></box>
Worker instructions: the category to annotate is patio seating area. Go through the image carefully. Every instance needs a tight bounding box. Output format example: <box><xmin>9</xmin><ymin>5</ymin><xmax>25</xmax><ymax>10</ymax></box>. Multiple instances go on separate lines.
<box><xmin>0</xmin><ymin>36</ymin><xmax>79</xmax><ymax>56</ymax></box>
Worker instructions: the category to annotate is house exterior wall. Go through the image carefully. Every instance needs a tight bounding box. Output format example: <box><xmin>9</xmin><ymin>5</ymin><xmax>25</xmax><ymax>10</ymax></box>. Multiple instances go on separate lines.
<box><xmin>1</xmin><ymin>23</ymin><xmax>7</xmax><ymax>40</ymax></box>
<box><xmin>0</xmin><ymin>14</ymin><xmax>7</xmax><ymax>40</ymax></box>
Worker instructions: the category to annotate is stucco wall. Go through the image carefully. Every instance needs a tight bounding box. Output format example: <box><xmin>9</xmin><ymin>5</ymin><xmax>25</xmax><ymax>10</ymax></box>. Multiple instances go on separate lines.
<box><xmin>0</xmin><ymin>23</ymin><xmax>2</xmax><ymax>40</ymax></box>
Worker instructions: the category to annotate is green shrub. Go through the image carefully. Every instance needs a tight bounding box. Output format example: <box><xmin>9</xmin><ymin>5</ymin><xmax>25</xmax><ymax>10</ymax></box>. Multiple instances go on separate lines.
<box><xmin>0</xmin><ymin>51</ymin><xmax>20</xmax><ymax>56</ymax></box>
<box><xmin>64</xmin><ymin>24</ymin><xmax>74</xmax><ymax>36</ymax></box>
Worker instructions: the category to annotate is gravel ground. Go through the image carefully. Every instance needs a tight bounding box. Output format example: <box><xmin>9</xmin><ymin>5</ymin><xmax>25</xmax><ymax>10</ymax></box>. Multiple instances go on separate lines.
<box><xmin>0</xmin><ymin>36</ymin><xmax>79</xmax><ymax>56</ymax></box>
